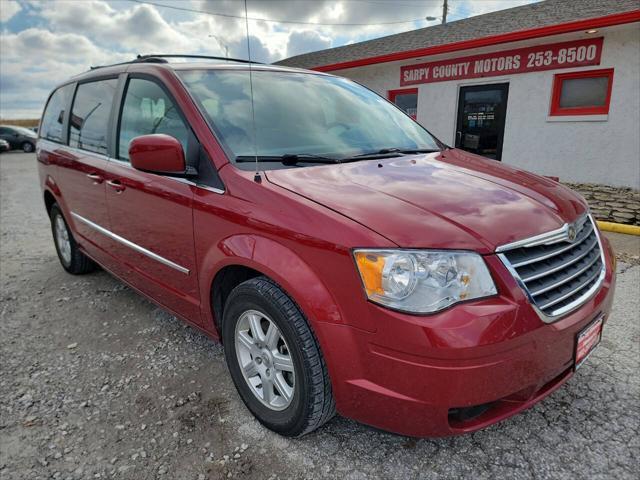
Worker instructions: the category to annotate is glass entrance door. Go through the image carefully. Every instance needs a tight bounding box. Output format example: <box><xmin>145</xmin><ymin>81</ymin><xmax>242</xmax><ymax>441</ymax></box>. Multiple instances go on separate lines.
<box><xmin>455</xmin><ymin>83</ymin><xmax>509</xmax><ymax>160</ymax></box>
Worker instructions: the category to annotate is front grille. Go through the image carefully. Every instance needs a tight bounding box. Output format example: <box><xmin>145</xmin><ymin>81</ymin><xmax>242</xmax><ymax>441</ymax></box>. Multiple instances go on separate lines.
<box><xmin>497</xmin><ymin>215</ymin><xmax>605</xmax><ymax>320</ymax></box>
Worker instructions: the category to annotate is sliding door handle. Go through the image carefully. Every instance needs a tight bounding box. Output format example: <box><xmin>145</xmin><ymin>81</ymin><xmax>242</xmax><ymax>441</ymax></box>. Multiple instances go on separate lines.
<box><xmin>86</xmin><ymin>173</ymin><xmax>103</xmax><ymax>184</ymax></box>
<box><xmin>106</xmin><ymin>179</ymin><xmax>125</xmax><ymax>193</ymax></box>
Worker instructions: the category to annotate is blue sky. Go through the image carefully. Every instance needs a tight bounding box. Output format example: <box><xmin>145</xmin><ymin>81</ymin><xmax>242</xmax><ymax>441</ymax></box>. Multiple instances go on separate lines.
<box><xmin>0</xmin><ymin>0</ymin><xmax>536</xmax><ymax>118</ymax></box>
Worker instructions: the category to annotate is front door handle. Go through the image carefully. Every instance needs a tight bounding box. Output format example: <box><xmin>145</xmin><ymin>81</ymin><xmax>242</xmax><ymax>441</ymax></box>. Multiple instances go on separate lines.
<box><xmin>106</xmin><ymin>179</ymin><xmax>125</xmax><ymax>193</ymax></box>
<box><xmin>86</xmin><ymin>173</ymin><xmax>103</xmax><ymax>184</ymax></box>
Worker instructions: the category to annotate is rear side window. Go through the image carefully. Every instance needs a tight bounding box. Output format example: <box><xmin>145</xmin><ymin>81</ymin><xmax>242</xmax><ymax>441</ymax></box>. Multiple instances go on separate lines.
<box><xmin>118</xmin><ymin>78</ymin><xmax>189</xmax><ymax>160</ymax></box>
<box><xmin>69</xmin><ymin>79</ymin><xmax>118</xmax><ymax>155</ymax></box>
<box><xmin>40</xmin><ymin>84</ymin><xmax>74</xmax><ymax>143</ymax></box>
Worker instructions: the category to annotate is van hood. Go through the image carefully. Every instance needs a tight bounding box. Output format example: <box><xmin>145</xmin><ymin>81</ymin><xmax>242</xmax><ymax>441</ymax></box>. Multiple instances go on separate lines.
<box><xmin>265</xmin><ymin>149</ymin><xmax>587</xmax><ymax>253</ymax></box>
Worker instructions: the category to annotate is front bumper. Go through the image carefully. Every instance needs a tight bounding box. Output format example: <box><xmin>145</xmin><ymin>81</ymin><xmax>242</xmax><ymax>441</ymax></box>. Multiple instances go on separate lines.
<box><xmin>315</xmin><ymin>238</ymin><xmax>616</xmax><ymax>437</ymax></box>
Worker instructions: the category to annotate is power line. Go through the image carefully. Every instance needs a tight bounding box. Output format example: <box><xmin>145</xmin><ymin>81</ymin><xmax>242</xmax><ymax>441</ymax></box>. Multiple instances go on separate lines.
<box><xmin>125</xmin><ymin>0</ymin><xmax>428</xmax><ymax>26</ymax></box>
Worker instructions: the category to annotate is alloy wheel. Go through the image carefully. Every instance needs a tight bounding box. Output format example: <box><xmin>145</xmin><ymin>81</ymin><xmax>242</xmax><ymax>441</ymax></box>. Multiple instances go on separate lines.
<box><xmin>234</xmin><ymin>309</ymin><xmax>295</xmax><ymax>411</ymax></box>
<box><xmin>54</xmin><ymin>214</ymin><xmax>72</xmax><ymax>265</ymax></box>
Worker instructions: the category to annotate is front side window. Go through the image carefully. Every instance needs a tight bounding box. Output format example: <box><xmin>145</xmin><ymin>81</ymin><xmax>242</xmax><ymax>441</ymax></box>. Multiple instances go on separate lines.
<box><xmin>118</xmin><ymin>78</ymin><xmax>189</xmax><ymax>161</ymax></box>
<box><xmin>179</xmin><ymin>69</ymin><xmax>440</xmax><ymax>169</ymax></box>
<box><xmin>40</xmin><ymin>84</ymin><xmax>74</xmax><ymax>143</ymax></box>
<box><xmin>550</xmin><ymin>69</ymin><xmax>614</xmax><ymax>116</ymax></box>
<box><xmin>69</xmin><ymin>79</ymin><xmax>118</xmax><ymax>155</ymax></box>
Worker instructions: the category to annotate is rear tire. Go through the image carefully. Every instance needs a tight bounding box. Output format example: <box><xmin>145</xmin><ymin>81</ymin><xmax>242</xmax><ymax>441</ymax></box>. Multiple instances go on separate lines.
<box><xmin>22</xmin><ymin>141</ymin><xmax>34</xmax><ymax>153</ymax></box>
<box><xmin>222</xmin><ymin>276</ymin><xmax>335</xmax><ymax>437</ymax></box>
<box><xmin>49</xmin><ymin>203</ymin><xmax>95</xmax><ymax>274</ymax></box>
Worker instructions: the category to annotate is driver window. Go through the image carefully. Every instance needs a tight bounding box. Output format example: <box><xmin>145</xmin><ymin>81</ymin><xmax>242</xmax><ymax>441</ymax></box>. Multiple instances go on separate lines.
<box><xmin>118</xmin><ymin>78</ymin><xmax>189</xmax><ymax>161</ymax></box>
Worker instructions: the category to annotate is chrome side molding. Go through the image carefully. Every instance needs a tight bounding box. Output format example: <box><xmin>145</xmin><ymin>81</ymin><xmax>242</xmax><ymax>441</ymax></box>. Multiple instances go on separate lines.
<box><xmin>70</xmin><ymin>212</ymin><xmax>190</xmax><ymax>275</ymax></box>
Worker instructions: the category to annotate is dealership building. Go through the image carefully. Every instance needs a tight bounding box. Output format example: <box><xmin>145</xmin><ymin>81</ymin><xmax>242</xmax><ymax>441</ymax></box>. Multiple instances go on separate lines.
<box><xmin>277</xmin><ymin>0</ymin><xmax>640</xmax><ymax>191</ymax></box>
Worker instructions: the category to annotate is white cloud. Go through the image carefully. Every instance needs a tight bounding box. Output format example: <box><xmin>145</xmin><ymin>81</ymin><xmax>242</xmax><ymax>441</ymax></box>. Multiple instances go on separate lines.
<box><xmin>0</xmin><ymin>0</ymin><xmax>539</xmax><ymax>118</ymax></box>
<box><xmin>0</xmin><ymin>27</ymin><xmax>129</xmax><ymax>118</ymax></box>
<box><xmin>286</xmin><ymin>30</ymin><xmax>331</xmax><ymax>58</ymax></box>
<box><xmin>0</xmin><ymin>0</ymin><xmax>22</xmax><ymax>23</ymax></box>
<box><xmin>449</xmin><ymin>0</ymin><xmax>535</xmax><ymax>20</ymax></box>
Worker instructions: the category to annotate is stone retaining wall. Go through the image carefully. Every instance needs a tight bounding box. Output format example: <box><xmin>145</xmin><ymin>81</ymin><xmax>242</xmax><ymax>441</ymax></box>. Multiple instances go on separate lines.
<box><xmin>564</xmin><ymin>183</ymin><xmax>640</xmax><ymax>226</ymax></box>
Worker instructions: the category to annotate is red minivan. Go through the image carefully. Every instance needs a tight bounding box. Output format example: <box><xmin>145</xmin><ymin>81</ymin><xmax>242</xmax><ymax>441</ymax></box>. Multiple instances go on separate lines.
<box><xmin>37</xmin><ymin>55</ymin><xmax>616</xmax><ymax>438</ymax></box>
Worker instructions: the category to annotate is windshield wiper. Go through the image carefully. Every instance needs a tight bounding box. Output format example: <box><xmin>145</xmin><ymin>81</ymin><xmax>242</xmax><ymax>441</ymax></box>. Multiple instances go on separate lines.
<box><xmin>395</xmin><ymin>148</ymin><xmax>441</xmax><ymax>154</ymax></box>
<box><xmin>341</xmin><ymin>147</ymin><xmax>441</xmax><ymax>162</ymax></box>
<box><xmin>235</xmin><ymin>153</ymin><xmax>341</xmax><ymax>165</ymax></box>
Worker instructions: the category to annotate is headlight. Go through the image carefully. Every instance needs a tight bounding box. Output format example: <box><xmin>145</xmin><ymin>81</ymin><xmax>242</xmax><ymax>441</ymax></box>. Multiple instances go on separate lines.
<box><xmin>353</xmin><ymin>249</ymin><xmax>497</xmax><ymax>313</ymax></box>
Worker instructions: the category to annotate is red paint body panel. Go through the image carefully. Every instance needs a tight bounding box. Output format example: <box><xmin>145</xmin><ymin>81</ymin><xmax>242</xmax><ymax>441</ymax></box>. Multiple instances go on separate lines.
<box><xmin>266</xmin><ymin>149</ymin><xmax>587</xmax><ymax>252</ymax></box>
<box><xmin>313</xmin><ymin>243</ymin><xmax>615</xmax><ymax>436</ymax></box>
<box><xmin>104</xmin><ymin>160</ymin><xmax>201</xmax><ymax>324</ymax></box>
<box><xmin>49</xmin><ymin>145</ymin><xmax>116</xmax><ymax>262</ymax></box>
<box><xmin>37</xmin><ymin>62</ymin><xmax>617</xmax><ymax>437</ymax></box>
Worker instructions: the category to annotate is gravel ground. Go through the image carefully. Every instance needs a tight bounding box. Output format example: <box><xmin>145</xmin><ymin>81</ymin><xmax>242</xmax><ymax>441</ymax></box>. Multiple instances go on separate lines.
<box><xmin>1</xmin><ymin>152</ymin><xmax>639</xmax><ymax>480</ymax></box>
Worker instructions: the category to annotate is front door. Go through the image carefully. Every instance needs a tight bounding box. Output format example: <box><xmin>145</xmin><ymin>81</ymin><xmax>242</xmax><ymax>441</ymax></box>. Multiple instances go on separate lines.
<box><xmin>455</xmin><ymin>83</ymin><xmax>509</xmax><ymax>161</ymax></box>
<box><xmin>105</xmin><ymin>76</ymin><xmax>201</xmax><ymax>324</ymax></box>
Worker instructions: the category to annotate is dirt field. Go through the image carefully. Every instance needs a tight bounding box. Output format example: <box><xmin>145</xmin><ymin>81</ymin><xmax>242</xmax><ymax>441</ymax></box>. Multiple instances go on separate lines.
<box><xmin>1</xmin><ymin>152</ymin><xmax>638</xmax><ymax>479</ymax></box>
<box><xmin>0</xmin><ymin>119</ymin><xmax>39</xmax><ymax>128</ymax></box>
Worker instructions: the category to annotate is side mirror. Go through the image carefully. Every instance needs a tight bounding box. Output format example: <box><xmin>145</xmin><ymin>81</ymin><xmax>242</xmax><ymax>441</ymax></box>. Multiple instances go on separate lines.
<box><xmin>129</xmin><ymin>134</ymin><xmax>196</xmax><ymax>177</ymax></box>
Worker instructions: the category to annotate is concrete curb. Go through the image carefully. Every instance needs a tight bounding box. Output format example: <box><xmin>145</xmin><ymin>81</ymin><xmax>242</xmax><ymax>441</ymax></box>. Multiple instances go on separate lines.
<box><xmin>597</xmin><ymin>221</ymin><xmax>640</xmax><ymax>236</ymax></box>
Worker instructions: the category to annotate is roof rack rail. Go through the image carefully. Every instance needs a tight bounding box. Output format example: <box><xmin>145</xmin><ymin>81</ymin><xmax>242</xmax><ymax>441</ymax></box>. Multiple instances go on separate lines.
<box><xmin>89</xmin><ymin>60</ymin><xmax>133</xmax><ymax>70</ymax></box>
<box><xmin>89</xmin><ymin>54</ymin><xmax>263</xmax><ymax>71</ymax></box>
<box><xmin>135</xmin><ymin>54</ymin><xmax>263</xmax><ymax>65</ymax></box>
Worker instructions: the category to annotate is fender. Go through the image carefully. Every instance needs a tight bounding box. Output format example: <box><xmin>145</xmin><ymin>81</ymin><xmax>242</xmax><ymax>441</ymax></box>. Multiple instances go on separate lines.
<box><xmin>199</xmin><ymin>234</ymin><xmax>346</xmax><ymax>335</ymax></box>
<box><xmin>43</xmin><ymin>175</ymin><xmax>74</xmax><ymax>229</ymax></box>
<box><xmin>44</xmin><ymin>174</ymin><xmax>62</xmax><ymax>197</ymax></box>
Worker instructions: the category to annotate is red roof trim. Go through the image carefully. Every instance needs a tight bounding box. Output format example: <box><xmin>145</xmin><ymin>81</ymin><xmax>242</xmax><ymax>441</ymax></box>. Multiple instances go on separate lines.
<box><xmin>313</xmin><ymin>10</ymin><xmax>640</xmax><ymax>72</ymax></box>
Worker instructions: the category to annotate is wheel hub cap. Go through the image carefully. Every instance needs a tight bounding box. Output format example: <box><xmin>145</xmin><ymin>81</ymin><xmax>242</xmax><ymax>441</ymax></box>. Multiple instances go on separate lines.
<box><xmin>234</xmin><ymin>310</ymin><xmax>295</xmax><ymax>411</ymax></box>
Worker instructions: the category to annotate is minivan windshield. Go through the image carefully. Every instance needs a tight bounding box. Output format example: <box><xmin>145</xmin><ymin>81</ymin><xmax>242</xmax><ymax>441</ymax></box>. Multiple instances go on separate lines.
<box><xmin>179</xmin><ymin>69</ymin><xmax>441</xmax><ymax>168</ymax></box>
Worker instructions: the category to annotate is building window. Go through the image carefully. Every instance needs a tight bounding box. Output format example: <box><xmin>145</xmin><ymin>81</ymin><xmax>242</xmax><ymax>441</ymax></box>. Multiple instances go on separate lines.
<box><xmin>388</xmin><ymin>88</ymin><xmax>418</xmax><ymax>119</ymax></box>
<box><xmin>550</xmin><ymin>68</ymin><xmax>614</xmax><ymax>116</ymax></box>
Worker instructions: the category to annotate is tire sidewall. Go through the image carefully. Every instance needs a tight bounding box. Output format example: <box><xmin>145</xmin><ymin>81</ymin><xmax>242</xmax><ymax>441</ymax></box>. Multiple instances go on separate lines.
<box><xmin>50</xmin><ymin>205</ymin><xmax>73</xmax><ymax>270</ymax></box>
<box><xmin>222</xmin><ymin>284</ymin><xmax>311</xmax><ymax>435</ymax></box>
<box><xmin>22</xmin><ymin>141</ymin><xmax>34</xmax><ymax>153</ymax></box>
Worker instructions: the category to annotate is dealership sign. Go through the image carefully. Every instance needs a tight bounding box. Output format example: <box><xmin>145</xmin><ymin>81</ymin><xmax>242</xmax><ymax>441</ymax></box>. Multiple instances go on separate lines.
<box><xmin>400</xmin><ymin>37</ymin><xmax>603</xmax><ymax>86</ymax></box>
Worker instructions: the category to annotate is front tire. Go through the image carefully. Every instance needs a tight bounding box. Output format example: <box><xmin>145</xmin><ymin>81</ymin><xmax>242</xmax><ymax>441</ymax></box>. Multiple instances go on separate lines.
<box><xmin>22</xmin><ymin>141</ymin><xmax>34</xmax><ymax>153</ymax></box>
<box><xmin>222</xmin><ymin>276</ymin><xmax>335</xmax><ymax>437</ymax></box>
<box><xmin>49</xmin><ymin>204</ymin><xmax>95</xmax><ymax>274</ymax></box>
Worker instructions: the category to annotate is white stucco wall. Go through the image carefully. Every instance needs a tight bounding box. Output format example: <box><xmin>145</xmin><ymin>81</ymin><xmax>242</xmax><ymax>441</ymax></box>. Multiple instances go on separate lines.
<box><xmin>331</xmin><ymin>24</ymin><xmax>640</xmax><ymax>188</ymax></box>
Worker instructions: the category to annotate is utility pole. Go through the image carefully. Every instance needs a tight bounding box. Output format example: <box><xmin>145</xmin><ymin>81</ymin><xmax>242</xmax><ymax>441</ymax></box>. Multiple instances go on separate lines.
<box><xmin>442</xmin><ymin>0</ymin><xmax>448</xmax><ymax>24</ymax></box>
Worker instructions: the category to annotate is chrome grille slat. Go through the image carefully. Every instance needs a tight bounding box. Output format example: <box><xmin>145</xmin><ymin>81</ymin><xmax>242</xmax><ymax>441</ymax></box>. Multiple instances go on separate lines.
<box><xmin>530</xmin><ymin>250</ymin><xmax>601</xmax><ymax>297</ymax></box>
<box><xmin>520</xmin><ymin>237</ymin><xmax>599</xmax><ymax>282</ymax></box>
<box><xmin>537</xmin><ymin>265</ymin><xmax>603</xmax><ymax>310</ymax></box>
<box><xmin>497</xmin><ymin>214</ymin><xmax>605</xmax><ymax>321</ymax></box>
<box><xmin>509</xmin><ymin>222</ymin><xmax>593</xmax><ymax>268</ymax></box>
